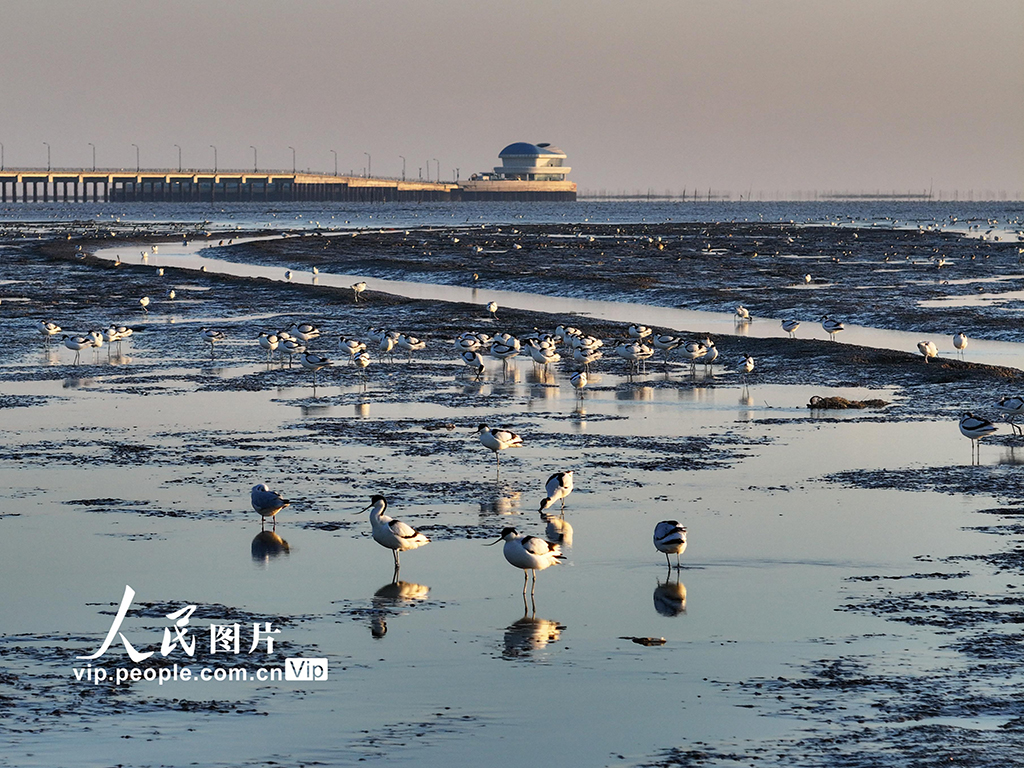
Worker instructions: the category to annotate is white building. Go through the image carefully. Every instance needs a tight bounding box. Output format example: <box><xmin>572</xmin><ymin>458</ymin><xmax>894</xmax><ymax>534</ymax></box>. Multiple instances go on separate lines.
<box><xmin>492</xmin><ymin>142</ymin><xmax>571</xmax><ymax>182</ymax></box>
<box><xmin>461</xmin><ymin>142</ymin><xmax>576</xmax><ymax>200</ymax></box>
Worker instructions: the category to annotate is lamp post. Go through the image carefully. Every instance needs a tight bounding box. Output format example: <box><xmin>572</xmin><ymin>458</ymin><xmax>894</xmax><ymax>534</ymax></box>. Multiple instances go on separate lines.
<box><xmin>330</xmin><ymin>149</ymin><xmax>337</xmax><ymax>177</ymax></box>
<box><xmin>88</xmin><ymin>142</ymin><xmax>96</xmax><ymax>171</ymax></box>
<box><xmin>250</xmin><ymin>145</ymin><xmax>258</xmax><ymax>172</ymax></box>
<box><xmin>433</xmin><ymin>158</ymin><xmax>439</xmax><ymax>183</ymax></box>
<box><xmin>131</xmin><ymin>143</ymin><xmax>139</xmax><ymax>173</ymax></box>
<box><xmin>0</xmin><ymin>142</ymin><xmax>3</xmax><ymax>171</ymax></box>
<box><xmin>364</xmin><ymin>152</ymin><xmax>371</xmax><ymax>178</ymax></box>
<box><xmin>456</xmin><ymin>167</ymin><xmax>460</xmax><ymax>182</ymax></box>
<box><xmin>399</xmin><ymin>155</ymin><xmax>406</xmax><ymax>181</ymax></box>
<box><xmin>210</xmin><ymin>145</ymin><xmax>217</xmax><ymax>173</ymax></box>
<box><xmin>288</xmin><ymin>146</ymin><xmax>296</xmax><ymax>174</ymax></box>
<box><xmin>174</xmin><ymin>144</ymin><xmax>182</xmax><ymax>173</ymax></box>
<box><xmin>43</xmin><ymin>142</ymin><xmax>51</xmax><ymax>172</ymax></box>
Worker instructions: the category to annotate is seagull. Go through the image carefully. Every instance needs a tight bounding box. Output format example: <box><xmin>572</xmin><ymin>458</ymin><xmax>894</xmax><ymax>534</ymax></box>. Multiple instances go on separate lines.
<box><xmin>461</xmin><ymin>349</ymin><xmax>486</xmax><ymax>377</ymax></box>
<box><xmin>251</xmin><ymin>483</ymin><xmax>290</xmax><ymax>529</ymax></box>
<box><xmin>781</xmin><ymin>319</ymin><xmax>800</xmax><ymax>338</ymax></box>
<box><xmin>357</xmin><ymin>495</ymin><xmax>430</xmax><ymax>569</ymax></box>
<box><xmin>994</xmin><ymin>396</ymin><xmax>1024</xmax><ymax>435</ymax></box>
<box><xmin>953</xmin><ymin>332</ymin><xmax>968</xmax><ymax>359</ymax></box>
<box><xmin>300</xmin><ymin>352</ymin><xmax>331</xmax><ymax>387</ymax></box>
<box><xmin>139</xmin><ymin>296</ymin><xmax>150</xmax><ymax>313</ymax></box>
<box><xmin>352</xmin><ymin>281</ymin><xmax>367</xmax><ymax>302</ymax></box>
<box><xmin>476</xmin><ymin>424</ymin><xmax>523</xmax><ymax>466</ymax></box>
<box><xmin>486</xmin><ymin>301</ymin><xmax>498</xmax><ymax>319</ymax></box>
<box><xmin>654</xmin><ymin>521</ymin><xmax>687</xmax><ymax>568</ymax></box>
<box><xmin>917</xmin><ymin>340</ymin><xmax>938</xmax><ymax>363</ymax></box>
<box><xmin>821</xmin><ymin>316</ymin><xmax>845</xmax><ymax>341</ymax></box>
<box><xmin>539</xmin><ymin>471</ymin><xmax>574</xmax><ymax>514</ymax></box>
<box><xmin>959</xmin><ymin>412</ymin><xmax>997</xmax><ymax>463</ymax></box>
<box><xmin>486</xmin><ymin>527</ymin><xmax>564</xmax><ymax>595</ymax></box>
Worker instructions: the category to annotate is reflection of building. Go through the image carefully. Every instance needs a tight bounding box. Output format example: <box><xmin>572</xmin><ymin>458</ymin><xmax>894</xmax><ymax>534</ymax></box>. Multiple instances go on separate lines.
<box><xmin>459</xmin><ymin>142</ymin><xmax>576</xmax><ymax>201</ymax></box>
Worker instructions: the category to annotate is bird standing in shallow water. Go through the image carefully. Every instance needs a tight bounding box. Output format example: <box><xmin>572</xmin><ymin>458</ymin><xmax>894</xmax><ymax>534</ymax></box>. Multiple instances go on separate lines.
<box><xmin>994</xmin><ymin>397</ymin><xmax>1024</xmax><ymax>435</ymax></box>
<box><xmin>953</xmin><ymin>332</ymin><xmax>968</xmax><ymax>359</ymax></box>
<box><xmin>251</xmin><ymin>483</ymin><xmax>290</xmax><ymax>529</ymax></box>
<box><xmin>569</xmin><ymin>370</ymin><xmax>587</xmax><ymax>397</ymax></box>
<box><xmin>352</xmin><ymin>281</ymin><xmax>367</xmax><ymax>302</ymax></box>
<box><xmin>539</xmin><ymin>471</ymin><xmax>574</xmax><ymax>514</ymax></box>
<box><xmin>782</xmin><ymin>319</ymin><xmax>800</xmax><ymax>338</ymax></box>
<box><xmin>476</xmin><ymin>424</ymin><xmax>523</xmax><ymax>467</ymax></box>
<box><xmin>654</xmin><ymin>521</ymin><xmax>687</xmax><ymax>568</ymax></box>
<box><xmin>358</xmin><ymin>495</ymin><xmax>430</xmax><ymax>571</ymax></box>
<box><xmin>959</xmin><ymin>412</ymin><xmax>997</xmax><ymax>464</ymax></box>
<box><xmin>821</xmin><ymin>317</ymin><xmax>844</xmax><ymax>341</ymax></box>
<box><xmin>487</xmin><ymin>527</ymin><xmax>564</xmax><ymax>595</ymax></box>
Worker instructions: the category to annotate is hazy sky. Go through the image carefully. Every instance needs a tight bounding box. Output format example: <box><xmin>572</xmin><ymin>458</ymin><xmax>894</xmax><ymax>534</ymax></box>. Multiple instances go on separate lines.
<box><xmin>1</xmin><ymin>0</ymin><xmax>1021</xmax><ymax>197</ymax></box>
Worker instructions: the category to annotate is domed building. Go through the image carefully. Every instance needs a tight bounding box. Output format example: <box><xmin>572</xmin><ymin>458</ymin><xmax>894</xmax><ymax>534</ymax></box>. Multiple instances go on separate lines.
<box><xmin>460</xmin><ymin>142</ymin><xmax>576</xmax><ymax>201</ymax></box>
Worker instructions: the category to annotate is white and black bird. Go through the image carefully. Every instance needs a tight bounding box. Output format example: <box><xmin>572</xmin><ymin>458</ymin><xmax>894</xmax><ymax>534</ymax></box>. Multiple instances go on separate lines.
<box><xmin>953</xmin><ymin>332</ymin><xmax>968</xmax><ymax>359</ymax></box>
<box><xmin>300</xmin><ymin>352</ymin><xmax>331</xmax><ymax>387</ymax></box>
<box><xmin>781</xmin><ymin>319</ymin><xmax>800</xmax><ymax>338</ymax></box>
<box><xmin>200</xmin><ymin>328</ymin><xmax>226</xmax><ymax>356</ymax></box>
<box><xmin>994</xmin><ymin>397</ymin><xmax>1024</xmax><ymax>435</ymax></box>
<box><xmin>539</xmin><ymin>471</ymin><xmax>574</xmax><ymax>514</ymax></box>
<box><xmin>569</xmin><ymin>370</ymin><xmax>588</xmax><ymax>397</ymax></box>
<box><xmin>476</xmin><ymin>424</ymin><xmax>523</xmax><ymax>466</ymax></box>
<box><xmin>821</xmin><ymin>316</ymin><xmax>844</xmax><ymax>341</ymax></box>
<box><xmin>486</xmin><ymin>301</ymin><xmax>498</xmax><ymax>319</ymax></box>
<box><xmin>352</xmin><ymin>281</ymin><xmax>367</xmax><ymax>302</ymax></box>
<box><xmin>654</xmin><ymin>521</ymin><xmax>687</xmax><ymax>568</ymax></box>
<box><xmin>917</xmin><ymin>340</ymin><xmax>938</xmax><ymax>363</ymax></box>
<box><xmin>486</xmin><ymin>527</ymin><xmax>564</xmax><ymax>595</ymax></box>
<box><xmin>959</xmin><ymin>412</ymin><xmax>998</xmax><ymax>463</ymax></box>
<box><xmin>36</xmin><ymin>320</ymin><xmax>62</xmax><ymax>345</ymax></box>
<box><xmin>358</xmin><ymin>495</ymin><xmax>430</xmax><ymax>569</ymax></box>
<box><xmin>251</xmin><ymin>483</ymin><xmax>290</xmax><ymax>529</ymax></box>
<box><xmin>460</xmin><ymin>349</ymin><xmax>486</xmax><ymax>377</ymax></box>
<box><xmin>735</xmin><ymin>305</ymin><xmax>751</xmax><ymax>323</ymax></box>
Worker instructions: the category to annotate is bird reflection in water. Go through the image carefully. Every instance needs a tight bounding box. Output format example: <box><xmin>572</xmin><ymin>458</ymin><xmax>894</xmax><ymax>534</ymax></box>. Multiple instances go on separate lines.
<box><xmin>541</xmin><ymin>512</ymin><xmax>573</xmax><ymax>548</ymax></box>
<box><xmin>368</xmin><ymin>580</ymin><xmax>430</xmax><ymax>640</ymax></box>
<box><xmin>480</xmin><ymin>483</ymin><xmax>521</xmax><ymax>516</ymax></box>
<box><xmin>354</xmin><ymin>398</ymin><xmax>370</xmax><ymax>418</ymax></box>
<box><xmin>502</xmin><ymin>611</ymin><xmax>567</xmax><ymax>660</ymax></box>
<box><xmin>251</xmin><ymin>530</ymin><xmax>290</xmax><ymax>565</ymax></box>
<box><xmin>653</xmin><ymin>571</ymin><xmax>687</xmax><ymax>617</ymax></box>
<box><xmin>301</xmin><ymin>402</ymin><xmax>334</xmax><ymax>417</ymax></box>
<box><xmin>63</xmin><ymin>376</ymin><xmax>95</xmax><ymax>389</ymax></box>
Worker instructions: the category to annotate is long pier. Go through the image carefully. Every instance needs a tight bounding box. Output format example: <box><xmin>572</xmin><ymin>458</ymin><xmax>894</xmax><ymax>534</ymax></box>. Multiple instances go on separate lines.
<box><xmin>0</xmin><ymin>169</ymin><xmax>457</xmax><ymax>203</ymax></box>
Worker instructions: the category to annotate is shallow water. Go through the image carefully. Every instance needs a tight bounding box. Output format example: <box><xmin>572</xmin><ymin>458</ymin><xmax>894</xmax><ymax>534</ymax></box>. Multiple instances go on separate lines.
<box><xmin>2</xmin><ymin>201</ymin><xmax>1024</xmax><ymax>767</ymax></box>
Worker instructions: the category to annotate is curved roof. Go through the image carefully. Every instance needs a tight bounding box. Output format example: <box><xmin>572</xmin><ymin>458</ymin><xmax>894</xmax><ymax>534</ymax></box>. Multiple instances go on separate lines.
<box><xmin>499</xmin><ymin>142</ymin><xmax>545</xmax><ymax>157</ymax></box>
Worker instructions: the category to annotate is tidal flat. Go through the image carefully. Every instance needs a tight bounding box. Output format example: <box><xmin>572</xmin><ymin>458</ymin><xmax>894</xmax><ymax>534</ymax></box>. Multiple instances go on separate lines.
<box><xmin>2</xmin><ymin>202</ymin><xmax>1024</xmax><ymax>767</ymax></box>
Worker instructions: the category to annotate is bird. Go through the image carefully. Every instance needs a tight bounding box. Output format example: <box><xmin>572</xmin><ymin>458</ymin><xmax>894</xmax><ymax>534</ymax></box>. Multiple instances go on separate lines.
<box><xmin>200</xmin><ymin>328</ymin><xmax>226</xmax><ymax>355</ymax></box>
<box><xmin>358</xmin><ymin>495</ymin><xmax>430</xmax><ymax>570</ymax></box>
<box><xmin>486</xmin><ymin>301</ymin><xmax>498</xmax><ymax>319</ymax></box>
<box><xmin>397</xmin><ymin>333</ymin><xmax>427</xmax><ymax>362</ymax></box>
<box><xmin>781</xmin><ymin>319</ymin><xmax>800</xmax><ymax>338</ymax></box>
<box><xmin>168</xmin><ymin>289</ymin><xmax>176</xmax><ymax>300</ymax></box>
<box><xmin>486</xmin><ymin>527</ymin><xmax>564</xmax><ymax>595</ymax></box>
<box><xmin>572</xmin><ymin>346</ymin><xmax>602</xmax><ymax>371</ymax></box>
<box><xmin>139</xmin><ymin>296</ymin><xmax>150</xmax><ymax>313</ymax></box>
<box><xmin>62</xmin><ymin>334</ymin><xmax>94</xmax><ymax>365</ymax></box>
<box><xmin>953</xmin><ymin>332</ymin><xmax>968</xmax><ymax>359</ymax></box>
<box><xmin>917</xmin><ymin>340</ymin><xmax>938</xmax><ymax>363</ymax></box>
<box><xmin>289</xmin><ymin>322</ymin><xmax>321</xmax><ymax>343</ymax></box>
<box><xmin>654</xmin><ymin>521</ymin><xmax>687</xmax><ymax>568</ymax></box>
<box><xmin>251</xmin><ymin>483</ymin><xmax>290</xmax><ymax>529</ymax></box>
<box><xmin>352</xmin><ymin>281</ymin><xmax>367</xmax><ymax>302</ymax></box>
<box><xmin>353</xmin><ymin>351</ymin><xmax>371</xmax><ymax>385</ymax></box>
<box><xmin>257</xmin><ymin>332</ymin><xmax>280</xmax><ymax>361</ymax></box>
<box><xmin>959</xmin><ymin>412</ymin><xmax>998</xmax><ymax>463</ymax></box>
<box><xmin>35</xmin><ymin>320</ymin><xmax>62</xmax><ymax>344</ymax></box>
<box><xmin>739</xmin><ymin>353</ymin><xmax>754</xmax><ymax>382</ymax></box>
<box><xmin>461</xmin><ymin>349</ymin><xmax>486</xmax><ymax>377</ymax></box>
<box><xmin>539</xmin><ymin>471</ymin><xmax>574</xmax><ymax>514</ymax></box>
<box><xmin>702</xmin><ymin>341</ymin><xmax>719</xmax><ymax>374</ymax></box>
<box><xmin>569</xmin><ymin>370</ymin><xmax>587</xmax><ymax>397</ymax></box>
<box><xmin>735</xmin><ymin>305</ymin><xmax>751</xmax><ymax>323</ymax></box>
<box><xmin>284</xmin><ymin>270</ymin><xmax>293</xmax><ymax>281</ymax></box>
<box><xmin>994</xmin><ymin>396</ymin><xmax>1024</xmax><ymax>435</ymax></box>
<box><xmin>281</xmin><ymin>338</ymin><xmax>306</xmax><ymax>365</ymax></box>
<box><xmin>300</xmin><ymin>352</ymin><xmax>331</xmax><ymax>387</ymax></box>
<box><xmin>682</xmin><ymin>340</ymin><xmax>707</xmax><ymax>373</ymax></box>
<box><xmin>476</xmin><ymin>424</ymin><xmax>523</xmax><ymax>466</ymax></box>
<box><xmin>821</xmin><ymin>316</ymin><xmax>845</xmax><ymax>341</ymax></box>
<box><xmin>338</xmin><ymin>337</ymin><xmax>367</xmax><ymax>357</ymax></box>
<box><xmin>628</xmin><ymin>324</ymin><xmax>652</xmax><ymax>340</ymax></box>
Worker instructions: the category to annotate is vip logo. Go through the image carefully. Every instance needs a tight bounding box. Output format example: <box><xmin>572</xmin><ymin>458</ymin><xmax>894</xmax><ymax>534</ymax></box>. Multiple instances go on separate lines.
<box><xmin>284</xmin><ymin>658</ymin><xmax>329</xmax><ymax>681</ymax></box>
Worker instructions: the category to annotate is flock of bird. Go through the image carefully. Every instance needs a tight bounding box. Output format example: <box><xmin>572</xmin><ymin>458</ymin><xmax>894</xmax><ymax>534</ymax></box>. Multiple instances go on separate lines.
<box><xmin>251</xmin><ymin>467</ymin><xmax>685</xmax><ymax>595</ymax></box>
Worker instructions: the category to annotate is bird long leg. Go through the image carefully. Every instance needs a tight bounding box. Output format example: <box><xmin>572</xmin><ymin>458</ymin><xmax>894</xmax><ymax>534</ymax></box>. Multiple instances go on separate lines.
<box><xmin>530</xmin><ymin>570</ymin><xmax>537</xmax><ymax>596</ymax></box>
<box><xmin>394</xmin><ymin>549</ymin><xmax>400</xmax><ymax>568</ymax></box>
<box><xmin>665</xmin><ymin>552</ymin><xmax>671</xmax><ymax>568</ymax></box>
<box><xmin>522</xmin><ymin>570</ymin><xmax>529</xmax><ymax>594</ymax></box>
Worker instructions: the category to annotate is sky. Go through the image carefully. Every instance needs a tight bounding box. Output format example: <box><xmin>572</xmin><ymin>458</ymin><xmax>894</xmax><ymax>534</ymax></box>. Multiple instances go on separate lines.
<box><xmin>1</xmin><ymin>0</ymin><xmax>1021</xmax><ymax>198</ymax></box>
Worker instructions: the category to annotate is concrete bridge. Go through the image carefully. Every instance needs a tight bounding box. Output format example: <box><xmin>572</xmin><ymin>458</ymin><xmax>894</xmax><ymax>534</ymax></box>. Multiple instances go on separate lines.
<box><xmin>0</xmin><ymin>169</ymin><xmax>457</xmax><ymax>203</ymax></box>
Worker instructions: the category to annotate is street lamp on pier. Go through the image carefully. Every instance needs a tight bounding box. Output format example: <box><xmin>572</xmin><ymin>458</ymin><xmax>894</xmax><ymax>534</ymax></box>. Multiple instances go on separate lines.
<box><xmin>174</xmin><ymin>144</ymin><xmax>182</xmax><ymax>173</ymax></box>
<box><xmin>88</xmin><ymin>143</ymin><xmax>96</xmax><ymax>171</ymax></box>
<box><xmin>43</xmin><ymin>142</ymin><xmax>51</xmax><ymax>172</ymax></box>
<box><xmin>131</xmin><ymin>143</ymin><xmax>139</xmax><ymax>173</ymax></box>
<box><xmin>330</xmin><ymin>149</ymin><xmax>338</xmax><ymax>177</ymax></box>
<box><xmin>210</xmin><ymin>145</ymin><xmax>217</xmax><ymax>173</ymax></box>
<box><xmin>250</xmin><ymin>145</ymin><xmax>258</xmax><ymax>173</ymax></box>
<box><xmin>289</xmin><ymin>146</ymin><xmax>296</xmax><ymax>174</ymax></box>
<box><xmin>399</xmin><ymin>155</ymin><xmax>406</xmax><ymax>181</ymax></box>
<box><xmin>364</xmin><ymin>152</ymin><xmax>371</xmax><ymax>178</ymax></box>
